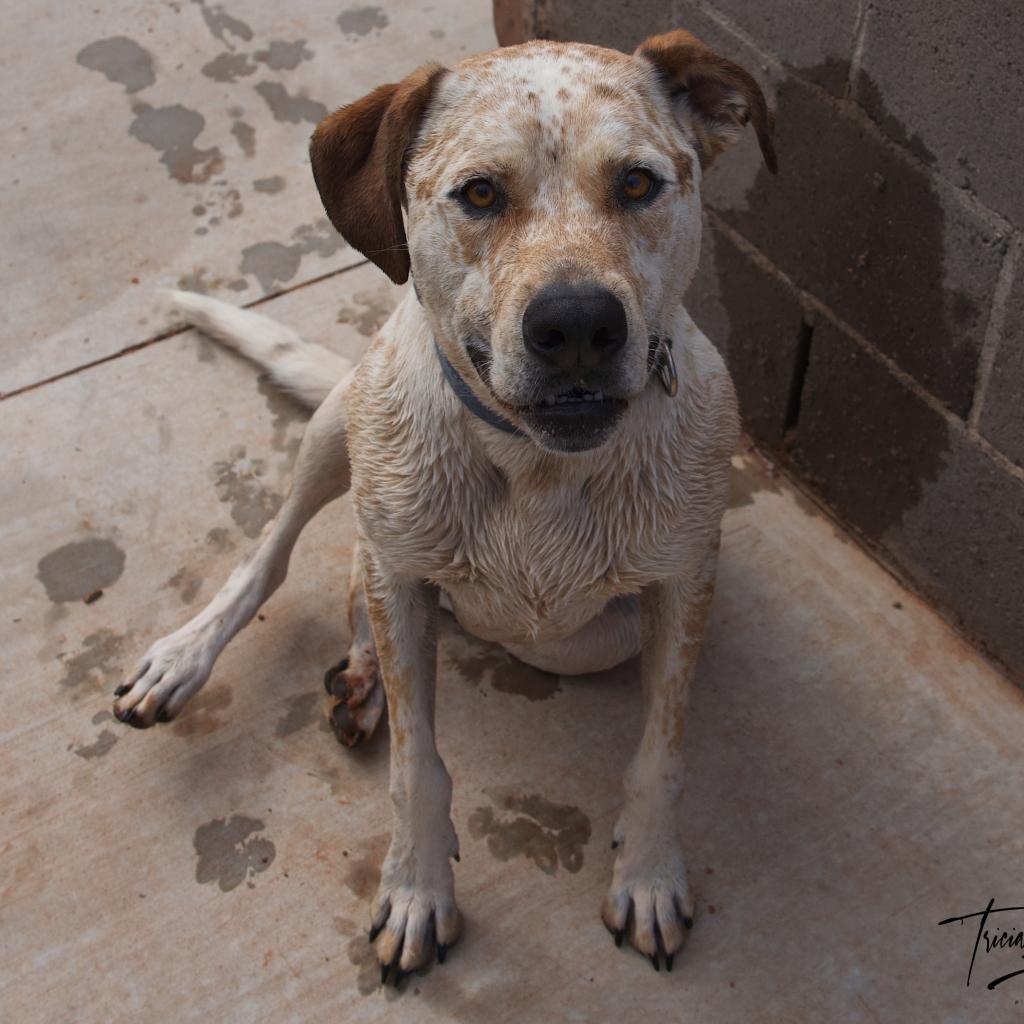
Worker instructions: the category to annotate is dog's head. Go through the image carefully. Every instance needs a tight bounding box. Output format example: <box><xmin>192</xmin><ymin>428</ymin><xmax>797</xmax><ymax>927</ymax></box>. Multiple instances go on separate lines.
<box><xmin>310</xmin><ymin>31</ymin><xmax>775</xmax><ymax>453</ymax></box>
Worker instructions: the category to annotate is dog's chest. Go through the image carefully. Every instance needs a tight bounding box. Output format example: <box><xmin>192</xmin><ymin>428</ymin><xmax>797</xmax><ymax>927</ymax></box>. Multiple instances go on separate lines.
<box><xmin>421</xmin><ymin>461</ymin><xmax>697</xmax><ymax>644</ymax></box>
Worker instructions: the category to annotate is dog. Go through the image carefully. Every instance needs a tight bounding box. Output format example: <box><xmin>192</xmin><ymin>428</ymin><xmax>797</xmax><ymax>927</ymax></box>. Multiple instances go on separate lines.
<box><xmin>113</xmin><ymin>29</ymin><xmax>775</xmax><ymax>979</ymax></box>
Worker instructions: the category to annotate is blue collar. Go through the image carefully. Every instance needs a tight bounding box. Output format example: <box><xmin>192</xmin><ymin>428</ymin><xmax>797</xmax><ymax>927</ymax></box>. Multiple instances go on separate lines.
<box><xmin>433</xmin><ymin>339</ymin><xmax>525</xmax><ymax>437</ymax></box>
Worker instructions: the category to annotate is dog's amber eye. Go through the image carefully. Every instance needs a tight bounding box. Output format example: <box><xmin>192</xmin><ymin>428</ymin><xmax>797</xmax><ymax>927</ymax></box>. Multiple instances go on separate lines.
<box><xmin>464</xmin><ymin>179</ymin><xmax>497</xmax><ymax>209</ymax></box>
<box><xmin>622</xmin><ymin>168</ymin><xmax>654</xmax><ymax>201</ymax></box>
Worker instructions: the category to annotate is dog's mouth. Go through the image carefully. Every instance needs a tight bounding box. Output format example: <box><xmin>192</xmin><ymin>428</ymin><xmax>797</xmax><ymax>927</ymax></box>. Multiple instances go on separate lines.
<box><xmin>521</xmin><ymin>386</ymin><xmax>625</xmax><ymax>414</ymax></box>
<box><xmin>465</xmin><ymin>336</ymin><xmax>627</xmax><ymax>451</ymax></box>
<box><xmin>514</xmin><ymin>386</ymin><xmax>627</xmax><ymax>452</ymax></box>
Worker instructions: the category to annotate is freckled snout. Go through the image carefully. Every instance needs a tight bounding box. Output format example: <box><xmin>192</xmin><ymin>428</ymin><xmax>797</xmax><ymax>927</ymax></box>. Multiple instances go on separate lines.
<box><xmin>522</xmin><ymin>282</ymin><xmax>627</xmax><ymax>374</ymax></box>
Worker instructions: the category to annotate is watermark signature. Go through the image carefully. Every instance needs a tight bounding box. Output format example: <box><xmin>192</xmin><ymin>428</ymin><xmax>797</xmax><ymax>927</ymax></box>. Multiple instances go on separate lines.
<box><xmin>938</xmin><ymin>899</ymin><xmax>1024</xmax><ymax>990</ymax></box>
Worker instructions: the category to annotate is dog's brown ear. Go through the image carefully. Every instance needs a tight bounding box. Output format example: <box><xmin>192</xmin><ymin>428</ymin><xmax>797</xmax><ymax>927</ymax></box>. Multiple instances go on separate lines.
<box><xmin>635</xmin><ymin>30</ymin><xmax>776</xmax><ymax>174</ymax></box>
<box><xmin>309</xmin><ymin>63</ymin><xmax>447</xmax><ymax>283</ymax></box>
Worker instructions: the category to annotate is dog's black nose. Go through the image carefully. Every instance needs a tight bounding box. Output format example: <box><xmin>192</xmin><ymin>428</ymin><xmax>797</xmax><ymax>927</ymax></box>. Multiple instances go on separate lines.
<box><xmin>522</xmin><ymin>283</ymin><xmax>627</xmax><ymax>373</ymax></box>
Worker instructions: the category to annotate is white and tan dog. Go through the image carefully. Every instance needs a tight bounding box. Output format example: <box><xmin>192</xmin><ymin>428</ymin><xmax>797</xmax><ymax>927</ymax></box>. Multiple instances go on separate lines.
<box><xmin>113</xmin><ymin>30</ymin><xmax>775</xmax><ymax>979</ymax></box>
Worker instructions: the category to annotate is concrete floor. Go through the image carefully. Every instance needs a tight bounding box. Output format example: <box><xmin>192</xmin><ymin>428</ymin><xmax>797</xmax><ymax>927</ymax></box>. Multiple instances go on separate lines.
<box><xmin>3</xmin><ymin>2</ymin><xmax>1024</xmax><ymax>1022</ymax></box>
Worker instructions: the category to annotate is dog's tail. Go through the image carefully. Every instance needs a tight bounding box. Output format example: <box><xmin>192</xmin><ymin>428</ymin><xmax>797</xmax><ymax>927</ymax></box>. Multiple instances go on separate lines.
<box><xmin>164</xmin><ymin>290</ymin><xmax>352</xmax><ymax>408</ymax></box>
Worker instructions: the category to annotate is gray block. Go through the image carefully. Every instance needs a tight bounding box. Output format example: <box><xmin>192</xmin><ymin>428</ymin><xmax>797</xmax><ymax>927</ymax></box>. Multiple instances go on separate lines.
<box><xmin>687</xmin><ymin>217</ymin><xmax>806</xmax><ymax>446</ymax></box>
<box><xmin>979</xmin><ymin>266</ymin><xmax>1024</xmax><ymax>469</ymax></box>
<box><xmin>855</xmin><ymin>1</ymin><xmax>1024</xmax><ymax>225</ymax></box>
<box><xmin>494</xmin><ymin>0</ymin><xmax>676</xmax><ymax>49</ymax></box>
<box><xmin>709</xmin><ymin>72</ymin><xmax>1007</xmax><ymax>418</ymax></box>
<box><xmin>791</xmin><ymin>321</ymin><xmax>1024</xmax><ymax>673</ymax></box>
<box><xmin>680</xmin><ymin>0</ymin><xmax>861</xmax><ymax>95</ymax></box>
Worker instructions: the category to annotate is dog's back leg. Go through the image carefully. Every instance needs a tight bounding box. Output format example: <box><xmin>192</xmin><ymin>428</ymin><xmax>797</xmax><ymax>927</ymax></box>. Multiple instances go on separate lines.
<box><xmin>165</xmin><ymin>289</ymin><xmax>352</xmax><ymax>408</ymax></box>
<box><xmin>112</xmin><ymin>380</ymin><xmax>353</xmax><ymax>728</ymax></box>
<box><xmin>323</xmin><ymin>539</ymin><xmax>385</xmax><ymax>748</ymax></box>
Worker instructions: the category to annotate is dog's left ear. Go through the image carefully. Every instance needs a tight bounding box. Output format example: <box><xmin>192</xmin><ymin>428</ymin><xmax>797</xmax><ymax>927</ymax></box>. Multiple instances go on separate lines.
<box><xmin>309</xmin><ymin>63</ymin><xmax>447</xmax><ymax>284</ymax></box>
<box><xmin>635</xmin><ymin>30</ymin><xmax>776</xmax><ymax>174</ymax></box>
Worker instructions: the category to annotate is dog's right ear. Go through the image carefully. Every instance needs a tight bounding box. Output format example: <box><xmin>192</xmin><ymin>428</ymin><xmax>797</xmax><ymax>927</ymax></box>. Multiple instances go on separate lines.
<box><xmin>309</xmin><ymin>63</ymin><xmax>446</xmax><ymax>284</ymax></box>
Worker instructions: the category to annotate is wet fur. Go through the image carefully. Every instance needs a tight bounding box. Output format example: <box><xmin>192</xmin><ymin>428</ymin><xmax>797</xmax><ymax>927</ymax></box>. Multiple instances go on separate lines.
<box><xmin>115</xmin><ymin>30</ymin><xmax>774</xmax><ymax>979</ymax></box>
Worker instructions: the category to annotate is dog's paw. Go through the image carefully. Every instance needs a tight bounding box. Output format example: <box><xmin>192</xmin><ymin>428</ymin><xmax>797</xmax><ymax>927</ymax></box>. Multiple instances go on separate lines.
<box><xmin>601</xmin><ymin>834</ymin><xmax>694</xmax><ymax>972</ymax></box>
<box><xmin>112</xmin><ymin>623</ymin><xmax>217</xmax><ymax>728</ymax></box>
<box><xmin>323</xmin><ymin>644</ymin><xmax>384</xmax><ymax>747</ymax></box>
<box><xmin>369</xmin><ymin>822</ymin><xmax>461</xmax><ymax>983</ymax></box>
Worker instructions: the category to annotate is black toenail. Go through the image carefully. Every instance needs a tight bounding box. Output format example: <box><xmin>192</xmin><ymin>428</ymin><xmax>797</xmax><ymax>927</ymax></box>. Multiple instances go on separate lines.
<box><xmin>437</xmin><ymin>943</ymin><xmax>447</xmax><ymax>964</ymax></box>
<box><xmin>379</xmin><ymin>962</ymin><xmax>388</xmax><ymax>986</ymax></box>
<box><xmin>649</xmin><ymin>953</ymin><xmax>660</xmax><ymax>972</ymax></box>
<box><xmin>323</xmin><ymin>658</ymin><xmax>350</xmax><ymax>695</ymax></box>
<box><xmin>114</xmin><ymin>684</ymin><xmax>129</xmax><ymax>697</ymax></box>
<box><xmin>330</xmin><ymin>702</ymin><xmax>363</xmax><ymax>747</ymax></box>
<box><xmin>369</xmin><ymin>921</ymin><xmax>385</xmax><ymax>943</ymax></box>
<box><xmin>666</xmin><ymin>953</ymin><xmax>674</xmax><ymax>972</ymax></box>
<box><xmin>683</xmin><ymin>916</ymin><xmax>693</xmax><ymax>930</ymax></box>
<box><xmin>613</xmin><ymin>928</ymin><xmax>624</xmax><ymax>948</ymax></box>
<box><xmin>156</xmin><ymin>707</ymin><xmax>171</xmax><ymax>723</ymax></box>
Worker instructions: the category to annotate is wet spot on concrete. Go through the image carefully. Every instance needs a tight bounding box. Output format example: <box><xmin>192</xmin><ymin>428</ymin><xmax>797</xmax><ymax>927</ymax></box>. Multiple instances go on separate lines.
<box><xmin>178</xmin><ymin>267</ymin><xmax>219</xmax><ymax>293</ymax></box>
<box><xmin>56</xmin><ymin>629</ymin><xmax>127</xmax><ymax>693</ymax></box>
<box><xmin>253</xmin><ymin>175</ymin><xmax>285</xmax><ymax>194</ymax></box>
<box><xmin>164</xmin><ymin>566</ymin><xmax>203</xmax><ymax>604</ymax></box>
<box><xmin>196</xmin><ymin>337</ymin><xmax>217</xmax><ymax>362</ymax></box>
<box><xmin>343</xmin><ymin>834</ymin><xmax>388</xmax><ymax>899</ymax></box>
<box><xmin>205</xmin><ymin>527</ymin><xmax>236</xmax><ymax>553</ymax></box>
<box><xmin>228</xmin><ymin>278</ymin><xmax>249</xmax><ymax>292</ymax></box>
<box><xmin>727</xmin><ymin>460</ymin><xmax>783</xmax><ymax>509</ymax></box>
<box><xmin>468</xmin><ymin>789</ymin><xmax>591</xmax><ymax>875</ymax></box>
<box><xmin>336</xmin><ymin>288</ymin><xmax>397</xmax><ymax>337</ymax></box>
<box><xmin>212</xmin><ymin>446</ymin><xmax>283</xmax><ymax>537</ymax></box>
<box><xmin>253</xmin><ymin>81</ymin><xmax>328</xmax><ymax>125</ymax></box>
<box><xmin>429</xmin><ymin>28</ymin><xmax>445</xmax><ymax>39</ymax></box>
<box><xmin>337</xmin><ymin>5</ymin><xmax>389</xmax><ymax>39</ymax></box>
<box><xmin>193</xmin><ymin>0</ymin><xmax>253</xmax><ymax>46</ymax></box>
<box><xmin>334</xmin><ymin>915</ymin><xmax>357</xmax><ymax>936</ymax></box>
<box><xmin>240</xmin><ymin>220</ymin><xmax>345</xmax><ymax>291</ymax></box>
<box><xmin>91</xmin><ymin>709</ymin><xmax>113</xmax><ymax>725</ymax></box>
<box><xmin>274</xmin><ymin>691</ymin><xmax>319</xmax><ymax>737</ymax></box>
<box><xmin>447</xmin><ymin>634</ymin><xmax>559</xmax><ymax>702</ymax></box>
<box><xmin>202</xmin><ymin>51</ymin><xmax>256</xmax><ymax>83</ymax></box>
<box><xmin>240</xmin><ymin>241</ymin><xmax>301</xmax><ymax>292</ymax></box>
<box><xmin>172</xmin><ymin>685</ymin><xmax>233</xmax><ymax>736</ymax></box>
<box><xmin>193</xmin><ymin>814</ymin><xmax>275</xmax><ymax>892</ymax></box>
<box><xmin>76</xmin><ymin>37</ymin><xmax>156</xmax><ymax>93</ymax></box>
<box><xmin>73</xmin><ymin>729</ymin><xmax>119</xmax><ymax>759</ymax></box>
<box><xmin>254</xmin><ymin>40</ymin><xmax>313</xmax><ymax>70</ymax></box>
<box><xmin>37</xmin><ymin>538</ymin><xmax>126</xmax><ymax>603</ymax></box>
<box><xmin>347</xmin><ymin>934</ymin><xmax>381</xmax><ymax>995</ymax></box>
<box><xmin>129</xmin><ymin>103</ymin><xmax>223</xmax><ymax>183</ymax></box>
<box><xmin>223</xmin><ymin>188</ymin><xmax>243</xmax><ymax>218</ymax></box>
<box><xmin>257</xmin><ymin>374</ymin><xmax>306</xmax><ymax>458</ymax></box>
<box><xmin>231</xmin><ymin>119</ymin><xmax>256</xmax><ymax>157</ymax></box>
<box><xmin>292</xmin><ymin>219</ymin><xmax>345</xmax><ymax>258</ymax></box>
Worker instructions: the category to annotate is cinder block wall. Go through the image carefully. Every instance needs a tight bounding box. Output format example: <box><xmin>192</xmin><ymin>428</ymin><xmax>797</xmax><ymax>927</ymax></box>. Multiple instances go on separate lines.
<box><xmin>495</xmin><ymin>0</ymin><xmax>1024</xmax><ymax>680</ymax></box>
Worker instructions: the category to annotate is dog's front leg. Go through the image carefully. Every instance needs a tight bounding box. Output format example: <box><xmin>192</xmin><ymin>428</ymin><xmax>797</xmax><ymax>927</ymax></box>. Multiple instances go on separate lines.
<box><xmin>362</xmin><ymin>552</ymin><xmax>460</xmax><ymax>982</ymax></box>
<box><xmin>602</xmin><ymin>550</ymin><xmax>718</xmax><ymax>972</ymax></box>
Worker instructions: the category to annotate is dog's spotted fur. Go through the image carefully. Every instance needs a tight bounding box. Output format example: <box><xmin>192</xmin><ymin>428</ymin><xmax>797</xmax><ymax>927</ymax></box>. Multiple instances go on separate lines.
<box><xmin>114</xmin><ymin>30</ymin><xmax>774</xmax><ymax>978</ymax></box>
